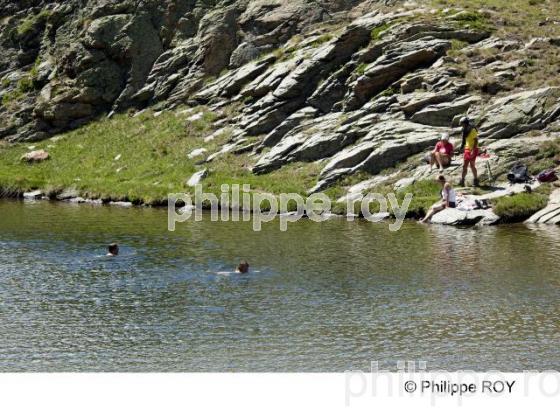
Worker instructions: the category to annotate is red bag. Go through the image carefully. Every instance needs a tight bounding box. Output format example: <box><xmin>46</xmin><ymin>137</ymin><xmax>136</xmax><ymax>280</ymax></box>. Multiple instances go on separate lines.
<box><xmin>537</xmin><ymin>169</ymin><xmax>558</xmax><ymax>183</ymax></box>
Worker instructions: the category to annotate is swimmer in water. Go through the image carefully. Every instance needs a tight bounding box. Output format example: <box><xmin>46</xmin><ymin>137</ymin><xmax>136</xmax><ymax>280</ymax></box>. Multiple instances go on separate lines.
<box><xmin>236</xmin><ymin>260</ymin><xmax>249</xmax><ymax>274</ymax></box>
<box><xmin>107</xmin><ymin>243</ymin><xmax>119</xmax><ymax>257</ymax></box>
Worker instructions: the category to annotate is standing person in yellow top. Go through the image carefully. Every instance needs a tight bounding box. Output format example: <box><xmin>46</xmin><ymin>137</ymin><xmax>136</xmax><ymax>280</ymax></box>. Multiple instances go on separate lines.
<box><xmin>458</xmin><ymin>116</ymin><xmax>479</xmax><ymax>187</ymax></box>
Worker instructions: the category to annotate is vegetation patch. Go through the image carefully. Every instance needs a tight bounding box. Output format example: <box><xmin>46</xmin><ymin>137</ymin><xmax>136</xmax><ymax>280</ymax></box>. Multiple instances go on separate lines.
<box><xmin>492</xmin><ymin>192</ymin><xmax>548</xmax><ymax>222</ymax></box>
<box><xmin>448</xmin><ymin>10</ymin><xmax>493</xmax><ymax>32</ymax></box>
<box><xmin>308</xmin><ymin>34</ymin><xmax>333</xmax><ymax>48</ymax></box>
<box><xmin>17</xmin><ymin>76</ymin><xmax>34</xmax><ymax>93</ymax></box>
<box><xmin>431</xmin><ymin>0</ymin><xmax>560</xmax><ymax>38</ymax></box>
<box><xmin>525</xmin><ymin>139</ymin><xmax>560</xmax><ymax>175</ymax></box>
<box><xmin>16</xmin><ymin>10</ymin><xmax>51</xmax><ymax>37</ymax></box>
<box><xmin>0</xmin><ymin>109</ymin><xmax>322</xmax><ymax>205</ymax></box>
<box><xmin>379</xmin><ymin>86</ymin><xmax>397</xmax><ymax>97</ymax></box>
<box><xmin>1</xmin><ymin>88</ymin><xmax>23</xmax><ymax>107</ymax></box>
<box><xmin>355</xmin><ymin>62</ymin><xmax>368</xmax><ymax>76</ymax></box>
<box><xmin>447</xmin><ymin>39</ymin><xmax>468</xmax><ymax>57</ymax></box>
<box><xmin>370</xmin><ymin>22</ymin><xmax>392</xmax><ymax>41</ymax></box>
<box><xmin>396</xmin><ymin>179</ymin><xmax>442</xmax><ymax>218</ymax></box>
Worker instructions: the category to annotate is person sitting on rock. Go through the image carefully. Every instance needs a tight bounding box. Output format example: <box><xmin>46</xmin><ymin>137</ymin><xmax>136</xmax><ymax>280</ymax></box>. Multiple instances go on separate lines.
<box><xmin>107</xmin><ymin>243</ymin><xmax>119</xmax><ymax>257</ymax></box>
<box><xmin>458</xmin><ymin>116</ymin><xmax>480</xmax><ymax>187</ymax></box>
<box><xmin>236</xmin><ymin>260</ymin><xmax>249</xmax><ymax>274</ymax></box>
<box><xmin>420</xmin><ymin>175</ymin><xmax>457</xmax><ymax>223</ymax></box>
<box><xmin>429</xmin><ymin>133</ymin><xmax>454</xmax><ymax>171</ymax></box>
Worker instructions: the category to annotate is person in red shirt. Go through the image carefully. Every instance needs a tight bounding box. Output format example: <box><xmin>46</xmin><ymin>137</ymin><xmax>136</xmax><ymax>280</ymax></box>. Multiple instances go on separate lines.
<box><xmin>429</xmin><ymin>133</ymin><xmax>454</xmax><ymax>171</ymax></box>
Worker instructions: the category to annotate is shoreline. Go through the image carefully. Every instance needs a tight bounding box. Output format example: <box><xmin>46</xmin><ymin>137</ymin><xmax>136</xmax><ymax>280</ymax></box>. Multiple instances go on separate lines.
<box><xmin>2</xmin><ymin>188</ymin><xmax>552</xmax><ymax>227</ymax></box>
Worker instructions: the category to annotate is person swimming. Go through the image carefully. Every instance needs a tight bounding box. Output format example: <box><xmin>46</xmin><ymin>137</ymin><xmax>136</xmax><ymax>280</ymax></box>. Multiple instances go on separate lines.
<box><xmin>106</xmin><ymin>243</ymin><xmax>119</xmax><ymax>257</ymax></box>
<box><xmin>236</xmin><ymin>260</ymin><xmax>249</xmax><ymax>274</ymax></box>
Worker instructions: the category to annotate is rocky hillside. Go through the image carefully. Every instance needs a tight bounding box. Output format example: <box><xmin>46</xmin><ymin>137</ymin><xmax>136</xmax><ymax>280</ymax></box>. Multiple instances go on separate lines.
<box><xmin>1</xmin><ymin>0</ymin><xmax>560</xmax><ymax>207</ymax></box>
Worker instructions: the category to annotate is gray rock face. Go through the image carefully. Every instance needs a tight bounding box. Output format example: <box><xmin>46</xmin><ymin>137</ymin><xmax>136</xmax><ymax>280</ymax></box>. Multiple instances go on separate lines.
<box><xmin>253</xmin><ymin>112</ymin><xmax>353</xmax><ymax>174</ymax></box>
<box><xmin>193</xmin><ymin>55</ymin><xmax>277</xmax><ymax>102</ymax></box>
<box><xmin>343</xmin><ymin>38</ymin><xmax>452</xmax><ymax>111</ymax></box>
<box><xmin>195</xmin><ymin>6</ymin><xmax>240</xmax><ymax>76</ymax></box>
<box><xmin>236</xmin><ymin>22</ymin><xmax>374</xmax><ymax>136</ymax></box>
<box><xmin>312</xmin><ymin>120</ymin><xmax>446</xmax><ymax>191</ymax></box>
<box><xmin>260</xmin><ymin>106</ymin><xmax>318</xmax><ymax>148</ymax></box>
<box><xmin>478</xmin><ymin>87</ymin><xmax>560</xmax><ymax>139</ymax></box>
<box><xmin>410</xmin><ymin>95</ymin><xmax>481</xmax><ymax>126</ymax></box>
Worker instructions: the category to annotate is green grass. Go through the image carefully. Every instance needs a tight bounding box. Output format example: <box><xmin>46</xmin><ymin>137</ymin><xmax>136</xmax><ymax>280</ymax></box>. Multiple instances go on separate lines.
<box><xmin>525</xmin><ymin>139</ymin><xmax>560</xmax><ymax>175</ymax></box>
<box><xmin>431</xmin><ymin>0</ymin><xmax>560</xmax><ymax>38</ymax></box>
<box><xmin>448</xmin><ymin>10</ymin><xmax>493</xmax><ymax>32</ymax></box>
<box><xmin>17</xmin><ymin>76</ymin><xmax>34</xmax><ymax>93</ymax></box>
<box><xmin>308</xmin><ymin>34</ymin><xmax>333</xmax><ymax>48</ymax></box>
<box><xmin>379</xmin><ymin>86</ymin><xmax>397</xmax><ymax>97</ymax></box>
<box><xmin>447</xmin><ymin>39</ymin><xmax>468</xmax><ymax>57</ymax></box>
<box><xmin>370</xmin><ymin>22</ymin><xmax>392</xmax><ymax>41</ymax></box>
<box><xmin>492</xmin><ymin>192</ymin><xmax>549</xmax><ymax>222</ymax></box>
<box><xmin>396</xmin><ymin>179</ymin><xmax>442</xmax><ymax>218</ymax></box>
<box><xmin>1</xmin><ymin>89</ymin><xmax>23</xmax><ymax>107</ymax></box>
<box><xmin>16</xmin><ymin>10</ymin><xmax>51</xmax><ymax>37</ymax></box>
<box><xmin>0</xmin><ymin>109</ymin><xmax>322</xmax><ymax>205</ymax></box>
<box><xmin>355</xmin><ymin>63</ymin><xmax>368</xmax><ymax>76</ymax></box>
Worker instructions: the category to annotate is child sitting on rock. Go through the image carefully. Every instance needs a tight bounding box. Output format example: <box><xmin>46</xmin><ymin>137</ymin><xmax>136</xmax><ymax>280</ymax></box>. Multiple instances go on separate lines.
<box><xmin>420</xmin><ymin>175</ymin><xmax>457</xmax><ymax>223</ymax></box>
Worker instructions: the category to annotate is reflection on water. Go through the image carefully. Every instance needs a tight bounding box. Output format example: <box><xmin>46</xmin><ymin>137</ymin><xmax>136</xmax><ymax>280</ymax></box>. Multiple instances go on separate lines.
<box><xmin>0</xmin><ymin>200</ymin><xmax>559</xmax><ymax>371</ymax></box>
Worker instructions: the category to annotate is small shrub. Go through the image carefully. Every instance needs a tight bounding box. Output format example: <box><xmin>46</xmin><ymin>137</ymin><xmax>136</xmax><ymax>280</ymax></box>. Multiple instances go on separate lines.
<box><xmin>449</xmin><ymin>10</ymin><xmax>493</xmax><ymax>32</ymax></box>
<box><xmin>1</xmin><ymin>89</ymin><xmax>23</xmax><ymax>106</ymax></box>
<box><xmin>29</xmin><ymin>57</ymin><xmax>41</xmax><ymax>80</ymax></box>
<box><xmin>371</xmin><ymin>22</ymin><xmax>392</xmax><ymax>41</ymax></box>
<box><xmin>17</xmin><ymin>76</ymin><xmax>34</xmax><ymax>93</ymax></box>
<box><xmin>380</xmin><ymin>86</ymin><xmax>397</xmax><ymax>97</ymax></box>
<box><xmin>526</xmin><ymin>58</ymin><xmax>536</xmax><ymax>67</ymax></box>
<box><xmin>17</xmin><ymin>10</ymin><xmax>51</xmax><ymax>36</ymax></box>
<box><xmin>355</xmin><ymin>63</ymin><xmax>368</xmax><ymax>76</ymax></box>
<box><xmin>309</xmin><ymin>34</ymin><xmax>333</xmax><ymax>47</ymax></box>
<box><xmin>268</xmin><ymin>48</ymin><xmax>285</xmax><ymax>60</ymax></box>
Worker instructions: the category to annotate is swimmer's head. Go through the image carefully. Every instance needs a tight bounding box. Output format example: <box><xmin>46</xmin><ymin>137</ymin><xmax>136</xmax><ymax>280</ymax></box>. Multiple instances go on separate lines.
<box><xmin>107</xmin><ymin>243</ymin><xmax>119</xmax><ymax>256</ymax></box>
<box><xmin>236</xmin><ymin>260</ymin><xmax>249</xmax><ymax>274</ymax></box>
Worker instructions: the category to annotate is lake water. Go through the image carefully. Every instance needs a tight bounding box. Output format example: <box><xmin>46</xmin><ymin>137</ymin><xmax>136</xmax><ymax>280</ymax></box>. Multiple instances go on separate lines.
<box><xmin>0</xmin><ymin>200</ymin><xmax>559</xmax><ymax>371</ymax></box>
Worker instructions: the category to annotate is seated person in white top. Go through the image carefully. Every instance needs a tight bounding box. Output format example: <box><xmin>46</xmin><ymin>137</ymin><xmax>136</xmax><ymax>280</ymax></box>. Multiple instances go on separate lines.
<box><xmin>420</xmin><ymin>175</ymin><xmax>457</xmax><ymax>223</ymax></box>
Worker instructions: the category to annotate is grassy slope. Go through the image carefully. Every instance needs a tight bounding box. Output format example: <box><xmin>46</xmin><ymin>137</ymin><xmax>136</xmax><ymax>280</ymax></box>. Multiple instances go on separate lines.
<box><xmin>0</xmin><ymin>109</ymin><xmax>321</xmax><ymax>204</ymax></box>
<box><xmin>432</xmin><ymin>0</ymin><xmax>560</xmax><ymax>91</ymax></box>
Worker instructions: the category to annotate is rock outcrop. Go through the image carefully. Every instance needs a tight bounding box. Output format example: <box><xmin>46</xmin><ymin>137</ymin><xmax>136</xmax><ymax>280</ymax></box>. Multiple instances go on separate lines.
<box><xmin>0</xmin><ymin>0</ymin><xmax>357</xmax><ymax>141</ymax></box>
<box><xmin>478</xmin><ymin>87</ymin><xmax>560</xmax><ymax>139</ymax></box>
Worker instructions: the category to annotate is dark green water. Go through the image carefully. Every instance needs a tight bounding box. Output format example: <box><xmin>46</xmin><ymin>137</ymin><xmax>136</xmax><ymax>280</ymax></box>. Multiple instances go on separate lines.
<box><xmin>0</xmin><ymin>200</ymin><xmax>559</xmax><ymax>371</ymax></box>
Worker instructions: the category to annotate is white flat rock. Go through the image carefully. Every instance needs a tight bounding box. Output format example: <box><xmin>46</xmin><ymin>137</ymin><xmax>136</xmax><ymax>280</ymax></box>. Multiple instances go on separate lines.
<box><xmin>431</xmin><ymin>207</ymin><xmax>500</xmax><ymax>226</ymax></box>
<box><xmin>23</xmin><ymin>190</ymin><xmax>43</xmax><ymax>199</ymax></box>
<box><xmin>187</xmin><ymin>169</ymin><xmax>208</xmax><ymax>187</ymax></box>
